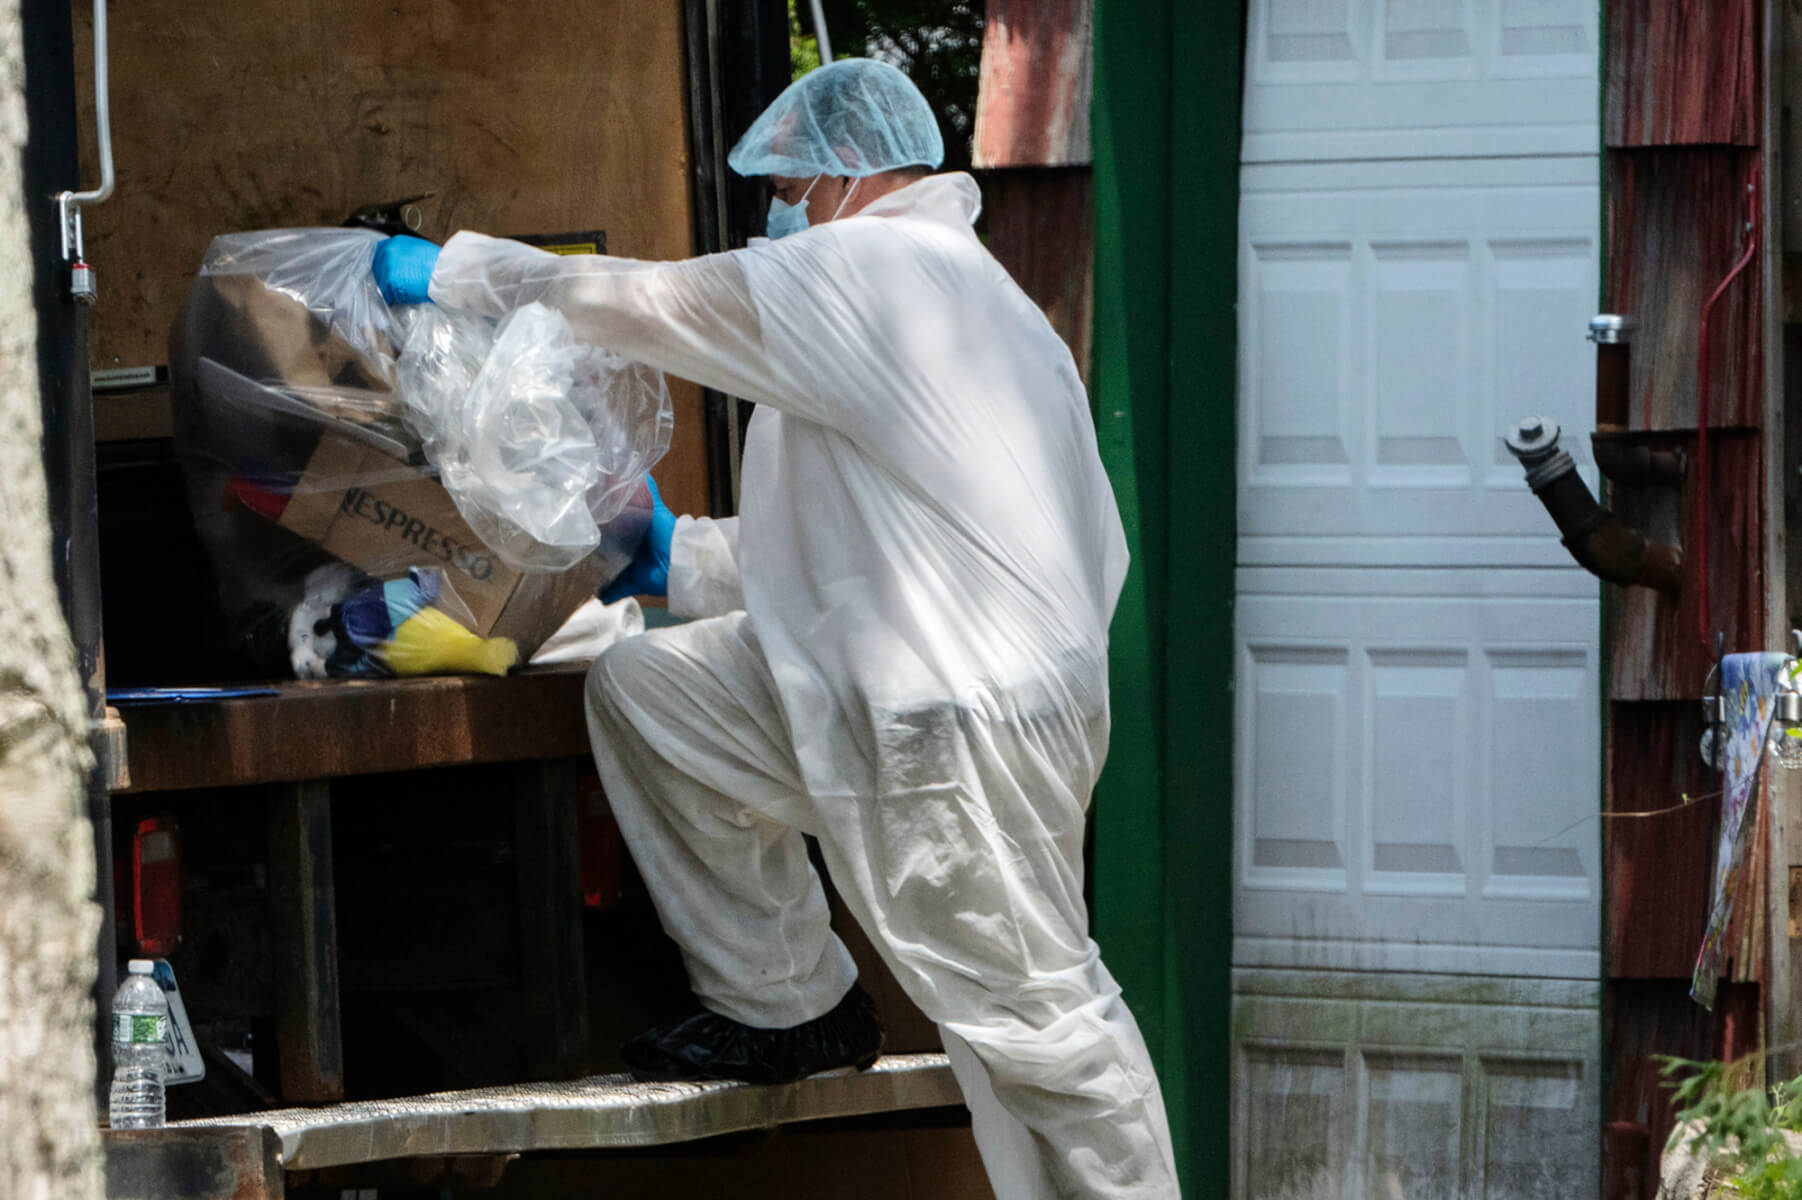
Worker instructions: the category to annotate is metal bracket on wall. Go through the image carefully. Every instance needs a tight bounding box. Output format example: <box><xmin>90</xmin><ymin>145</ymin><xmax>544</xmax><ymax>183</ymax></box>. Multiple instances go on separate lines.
<box><xmin>90</xmin><ymin>706</ymin><xmax>127</xmax><ymax>792</ymax></box>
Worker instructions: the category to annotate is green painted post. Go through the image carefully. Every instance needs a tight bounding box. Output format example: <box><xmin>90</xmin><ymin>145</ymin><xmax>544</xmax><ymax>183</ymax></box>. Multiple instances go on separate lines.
<box><xmin>1161</xmin><ymin>0</ymin><xmax>1245</xmax><ymax>1186</ymax></box>
<box><xmin>1092</xmin><ymin>0</ymin><xmax>1243</xmax><ymax>1192</ymax></box>
<box><xmin>1091</xmin><ymin>0</ymin><xmax>1173</xmax><ymax>1066</ymax></box>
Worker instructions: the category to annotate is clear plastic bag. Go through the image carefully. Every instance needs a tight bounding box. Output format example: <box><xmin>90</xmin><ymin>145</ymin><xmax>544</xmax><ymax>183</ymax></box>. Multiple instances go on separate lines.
<box><xmin>170</xmin><ymin>227</ymin><xmax>671</xmax><ymax>676</ymax></box>
<box><xmin>397</xmin><ymin>302</ymin><xmax>674</xmax><ymax>572</ymax></box>
<box><xmin>208</xmin><ymin>227</ymin><xmax>399</xmax><ymax>372</ymax></box>
<box><xmin>172</xmin><ymin>228</ymin><xmax>408</xmax><ymax>453</ymax></box>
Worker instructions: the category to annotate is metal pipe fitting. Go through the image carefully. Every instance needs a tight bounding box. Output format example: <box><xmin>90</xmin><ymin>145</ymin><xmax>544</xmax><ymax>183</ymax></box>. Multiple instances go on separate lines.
<box><xmin>1590</xmin><ymin>314</ymin><xmax>1637</xmax><ymax>432</ymax></box>
<box><xmin>1589</xmin><ymin>314</ymin><xmax>1638</xmax><ymax>346</ymax></box>
<box><xmin>1505</xmin><ymin>416</ymin><xmax>1683</xmax><ymax>594</ymax></box>
<box><xmin>1586</xmin><ymin>314</ymin><xmax>1683</xmax><ymax>487</ymax></box>
<box><xmin>1591</xmin><ymin>433</ymin><xmax>1686</xmax><ymax>488</ymax></box>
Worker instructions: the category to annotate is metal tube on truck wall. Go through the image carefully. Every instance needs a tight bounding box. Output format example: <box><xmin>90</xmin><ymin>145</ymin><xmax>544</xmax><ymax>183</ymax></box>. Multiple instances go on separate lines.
<box><xmin>24</xmin><ymin>0</ymin><xmax>116</xmax><ymax>1107</ymax></box>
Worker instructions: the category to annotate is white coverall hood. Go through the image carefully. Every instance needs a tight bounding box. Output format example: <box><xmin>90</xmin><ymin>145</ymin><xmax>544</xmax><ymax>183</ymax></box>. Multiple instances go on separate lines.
<box><xmin>427</xmin><ymin>172</ymin><xmax>1169</xmax><ymax>1200</ymax></box>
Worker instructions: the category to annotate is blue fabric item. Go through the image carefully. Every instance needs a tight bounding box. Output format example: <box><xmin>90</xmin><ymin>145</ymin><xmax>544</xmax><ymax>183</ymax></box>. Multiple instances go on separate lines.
<box><xmin>600</xmin><ymin>476</ymin><xmax>674</xmax><ymax>603</ymax></box>
<box><xmin>372</xmin><ymin>235</ymin><xmax>441</xmax><ymax>305</ymax></box>
<box><xmin>728</xmin><ymin>58</ymin><xmax>943</xmax><ymax>180</ymax></box>
<box><xmin>340</xmin><ymin>568</ymin><xmax>439</xmax><ymax>650</ymax></box>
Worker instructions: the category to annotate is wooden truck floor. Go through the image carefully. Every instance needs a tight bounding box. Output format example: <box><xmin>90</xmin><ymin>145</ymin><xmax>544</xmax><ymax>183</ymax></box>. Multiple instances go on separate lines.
<box><xmin>105</xmin><ymin>1054</ymin><xmax>962</xmax><ymax>1199</ymax></box>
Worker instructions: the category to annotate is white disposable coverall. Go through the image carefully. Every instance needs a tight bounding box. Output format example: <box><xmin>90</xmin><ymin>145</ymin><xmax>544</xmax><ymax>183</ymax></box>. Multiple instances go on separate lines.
<box><xmin>430</xmin><ymin>173</ymin><xmax>1178</xmax><ymax>1200</ymax></box>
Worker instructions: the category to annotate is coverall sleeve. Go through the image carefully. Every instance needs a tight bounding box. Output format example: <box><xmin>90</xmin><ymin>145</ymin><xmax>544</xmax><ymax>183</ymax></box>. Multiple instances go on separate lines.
<box><xmin>667</xmin><ymin>515</ymin><xmax>743</xmax><ymax>620</ymax></box>
<box><xmin>430</xmin><ymin>232</ymin><xmax>792</xmax><ymax>409</ymax></box>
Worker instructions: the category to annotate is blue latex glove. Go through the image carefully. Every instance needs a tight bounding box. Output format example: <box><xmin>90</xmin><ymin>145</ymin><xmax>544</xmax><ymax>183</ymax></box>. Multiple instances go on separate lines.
<box><xmin>372</xmin><ymin>235</ymin><xmax>441</xmax><ymax>305</ymax></box>
<box><xmin>600</xmin><ymin>477</ymin><xmax>675</xmax><ymax>604</ymax></box>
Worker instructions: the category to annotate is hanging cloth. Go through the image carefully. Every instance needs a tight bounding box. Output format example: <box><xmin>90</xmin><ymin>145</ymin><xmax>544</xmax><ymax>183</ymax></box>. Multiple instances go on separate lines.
<box><xmin>1692</xmin><ymin>651</ymin><xmax>1790</xmax><ymax>1008</ymax></box>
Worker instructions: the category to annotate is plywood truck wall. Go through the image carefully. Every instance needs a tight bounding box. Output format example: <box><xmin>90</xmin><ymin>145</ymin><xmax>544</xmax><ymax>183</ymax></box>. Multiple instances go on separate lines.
<box><xmin>73</xmin><ymin>0</ymin><xmax>711</xmax><ymax>517</ymax></box>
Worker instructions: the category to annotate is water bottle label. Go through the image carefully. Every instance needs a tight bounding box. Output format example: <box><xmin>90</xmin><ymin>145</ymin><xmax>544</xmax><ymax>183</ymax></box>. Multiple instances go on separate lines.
<box><xmin>114</xmin><ymin>1013</ymin><xmax>167</xmax><ymax>1045</ymax></box>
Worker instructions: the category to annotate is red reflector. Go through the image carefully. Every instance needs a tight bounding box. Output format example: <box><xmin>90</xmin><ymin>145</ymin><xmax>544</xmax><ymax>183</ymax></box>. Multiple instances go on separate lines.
<box><xmin>577</xmin><ymin>775</ymin><xmax>624</xmax><ymax>909</ymax></box>
<box><xmin>132</xmin><ymin>814</ymin><xmax>181</xmax><ymax>955</ymax></box>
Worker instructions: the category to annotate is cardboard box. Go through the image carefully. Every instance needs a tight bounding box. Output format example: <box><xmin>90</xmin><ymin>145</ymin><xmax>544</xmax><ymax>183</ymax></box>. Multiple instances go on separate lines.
<box><xmin>279</xmin><ymin>431</ymin><xmax>606</xmax><ymax>652</ymax></box>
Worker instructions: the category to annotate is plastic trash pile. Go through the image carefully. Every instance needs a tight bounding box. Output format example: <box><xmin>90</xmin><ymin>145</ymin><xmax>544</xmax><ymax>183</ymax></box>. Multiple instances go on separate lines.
<box><xmin>169</xmin><ymin>228</ymin><xmax>670</xmax><ymax>677</ymax></box>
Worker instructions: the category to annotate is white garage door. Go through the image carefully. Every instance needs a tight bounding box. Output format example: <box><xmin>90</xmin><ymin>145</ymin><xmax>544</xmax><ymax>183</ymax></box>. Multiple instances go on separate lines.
<box><xmin>1233</xmin><ymin>2</ymin><xmax>1602</xmax><ymax>1195</ymax></box>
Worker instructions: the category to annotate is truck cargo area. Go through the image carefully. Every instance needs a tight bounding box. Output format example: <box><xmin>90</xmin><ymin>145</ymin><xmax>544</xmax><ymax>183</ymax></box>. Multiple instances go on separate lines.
<box><xmin>17</xmin><ymin>0</ymin><xmax>994</xmax><ymax>1190</ymax></box>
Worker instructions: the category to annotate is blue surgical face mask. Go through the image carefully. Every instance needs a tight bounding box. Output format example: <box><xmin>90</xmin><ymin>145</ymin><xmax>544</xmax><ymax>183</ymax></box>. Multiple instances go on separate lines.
<box><xmin>766</xmin><ymin>177</ymin><xmax>821</xmax><ymax>240</ymax></box>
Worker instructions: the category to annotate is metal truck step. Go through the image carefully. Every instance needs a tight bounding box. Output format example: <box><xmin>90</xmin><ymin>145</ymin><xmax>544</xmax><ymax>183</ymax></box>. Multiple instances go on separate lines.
<box><xmin>176</xmin><ymin>1052</ymin><xmax>959</xmax><ymax>1170</ymax></box>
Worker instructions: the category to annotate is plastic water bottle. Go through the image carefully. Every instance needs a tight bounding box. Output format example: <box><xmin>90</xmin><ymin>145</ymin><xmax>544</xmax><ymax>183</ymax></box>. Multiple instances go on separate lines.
<box><xmin>108</xmin><ymin>959</ymin><xmax>169</xmax><ymax>1129</ymax></box>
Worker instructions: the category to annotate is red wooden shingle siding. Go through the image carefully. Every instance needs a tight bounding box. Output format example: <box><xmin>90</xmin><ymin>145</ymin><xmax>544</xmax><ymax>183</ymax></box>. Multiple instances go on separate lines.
<box><xmin>1606</xmin><ymin>980</ymin><xmax>1762</xmax><ymax>1191</ymax></box>
<box><xmin>1598</xmin><ymin>2</ymin><xmax>1773</xmax><ymax>1192</ymax></box>
<box><xmin>1605</xmin><ymin>702</ymin><xmax>1720</xmax><ymax>978</ymax></box>
<box><xmin>1608</xmin><ymin>432</ymin><xmax>1764</xmax><ymax>700</ymax></box>
<box><xmin>970</xmin><ymin>0</ymin><xmax>1096</xmax><ymax>374</ymax></box>
<box><xmin>1605</xmin><ymin>149</ymin><xmax>1763</xmax><ymax>432</ymax></box>
<box><xmin>980</xmin><ymin>169</ymin><xmax>1094</xmax><ymax>378</ymax></box>
<box><xmin>1606</xmin><ymin>0</ymin><xmax>1759</xmax><ymax>147</ymax></box>
<box><xmin>972</xmin><ymin>0</ymin><xmax>1092</xmax><ymax>168</ymax></box>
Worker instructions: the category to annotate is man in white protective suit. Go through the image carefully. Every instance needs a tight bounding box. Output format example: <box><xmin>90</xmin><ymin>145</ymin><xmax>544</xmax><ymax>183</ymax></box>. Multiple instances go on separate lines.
<box><xmin>371</xmin><ymin>58</ymin><xmax>1179</xmax><ymax>1200</ymax></box>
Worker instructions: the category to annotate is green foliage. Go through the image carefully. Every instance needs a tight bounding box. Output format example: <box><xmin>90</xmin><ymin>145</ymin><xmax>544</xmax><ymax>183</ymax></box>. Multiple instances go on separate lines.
<box><xmin>803</xmin><ymin>0</ymin><xmax>985</xmax><ymax>168</ymax></box>
<box><xmin>789</xmin><ymin>0</ymin><xmax>822</xmax><ymax>79</ymax></box>
<box><xmin>1664</xmin><ymin>1054</ymin><xmax>1802</xmax><ymax>1198</ymax></box>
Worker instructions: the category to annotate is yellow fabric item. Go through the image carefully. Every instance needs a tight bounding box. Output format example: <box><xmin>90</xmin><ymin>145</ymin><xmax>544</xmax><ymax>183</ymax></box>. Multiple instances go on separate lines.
<box><xmin>383</xmin><ymin>606</ymin><xmax>518</xmax><ymax>677</ymax></box>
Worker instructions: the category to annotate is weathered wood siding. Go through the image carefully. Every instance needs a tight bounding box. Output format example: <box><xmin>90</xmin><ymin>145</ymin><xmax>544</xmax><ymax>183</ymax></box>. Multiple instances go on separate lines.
<box><xmin>1600</xmin><ymin>0</ymin><xmax>1779</xmax><ymax>1194</ymax></box>
<box><xmin>1607</xmin><ymin>150</ymin><xmax>1763</xmax><ymax>431</ymax></box>
<box><xmin>971</xmin><ymin>0</ymin><xmax>1094</xmax><ymax>377</ymax></box>
<box><xmin>1608</xmin><ymin>432</ymin><xmax>1765</xmax><ymax>699</ymax></box>
<box><xmin>1606</xmin><ymin>703</ymin><xmax>1719</xmax><ymax>979</ymax></box>
<box><xmin>972</xmin><ymin>0</ymin><xmax>1091</xmax><ymax>169</ymax></box>
<box><xmin>979</xmin><ymin>168</ymin><xmax>1093</xmax><ymax>378</ymax></box>
<box><xmin>1606</xmin><ymin>0</ymin><xmax>1759</xmax><ymax>147</ymax></box>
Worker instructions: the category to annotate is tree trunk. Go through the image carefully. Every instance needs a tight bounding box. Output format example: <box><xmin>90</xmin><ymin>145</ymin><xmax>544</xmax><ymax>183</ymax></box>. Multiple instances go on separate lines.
<box><xmin>0</xmin><ymin>0</ymin><xmax>104</xmax><ymax>1192</ymax></box>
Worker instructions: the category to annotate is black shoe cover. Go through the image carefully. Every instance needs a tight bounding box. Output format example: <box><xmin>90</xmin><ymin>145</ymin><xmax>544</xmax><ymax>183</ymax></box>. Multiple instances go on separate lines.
<box><xmin>621</xmin><ymin>984</ymin><xmax>885</xmax><ymax>1085</ymax></box>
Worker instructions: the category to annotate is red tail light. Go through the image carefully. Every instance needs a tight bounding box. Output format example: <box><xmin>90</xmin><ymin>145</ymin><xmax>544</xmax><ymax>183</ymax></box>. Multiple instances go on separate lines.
<box><xmin>132</xmin><ymin>814</ymin><xmax>181</xmax><ymax>955</ymax></box>
<box><xmin>577</xmin><ymin>775</ymin><xmax>624</xmax><ymax>909</ymax></box>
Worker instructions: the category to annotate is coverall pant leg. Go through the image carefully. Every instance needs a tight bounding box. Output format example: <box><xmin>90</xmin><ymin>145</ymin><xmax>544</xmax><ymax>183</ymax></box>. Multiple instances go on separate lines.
<box><xmin>586</xmin><ymin>613</ymin><xmax>1180</xmax><ymax>1200</ymax></box>
<box><xmin>585</xmin><ymin>613</ymin><xmax>860</xmax><ymax>1026</ymax></box>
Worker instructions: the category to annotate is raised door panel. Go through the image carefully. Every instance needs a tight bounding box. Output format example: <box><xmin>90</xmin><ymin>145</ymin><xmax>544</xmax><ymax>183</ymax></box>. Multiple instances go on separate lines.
<box><xmin>1244</xmin><ymin>0</ymin><xmax>1598</xmax><ymax>161</ymax></box>
<box><xmin>1238</xmin><ymin>161</ymin><xmax>1600</xmax><ymax>567</ymax></box>
<box><xmin>1233</xmin><ymin>583</ymin><xmax>1599</xmax><ymax>978</ymax></box>
<box><xmin>1233</xmin><ymin>971</ymin><xmax>1601</xmax><ymax>1200</ymax></box>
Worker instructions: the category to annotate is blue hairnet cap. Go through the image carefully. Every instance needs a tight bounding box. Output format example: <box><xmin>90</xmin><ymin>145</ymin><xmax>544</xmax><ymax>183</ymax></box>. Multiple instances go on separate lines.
<box><xmin>728</xmin><ymin>58</ymin><xmax>945</xmax><ymax>179</ymax></box>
